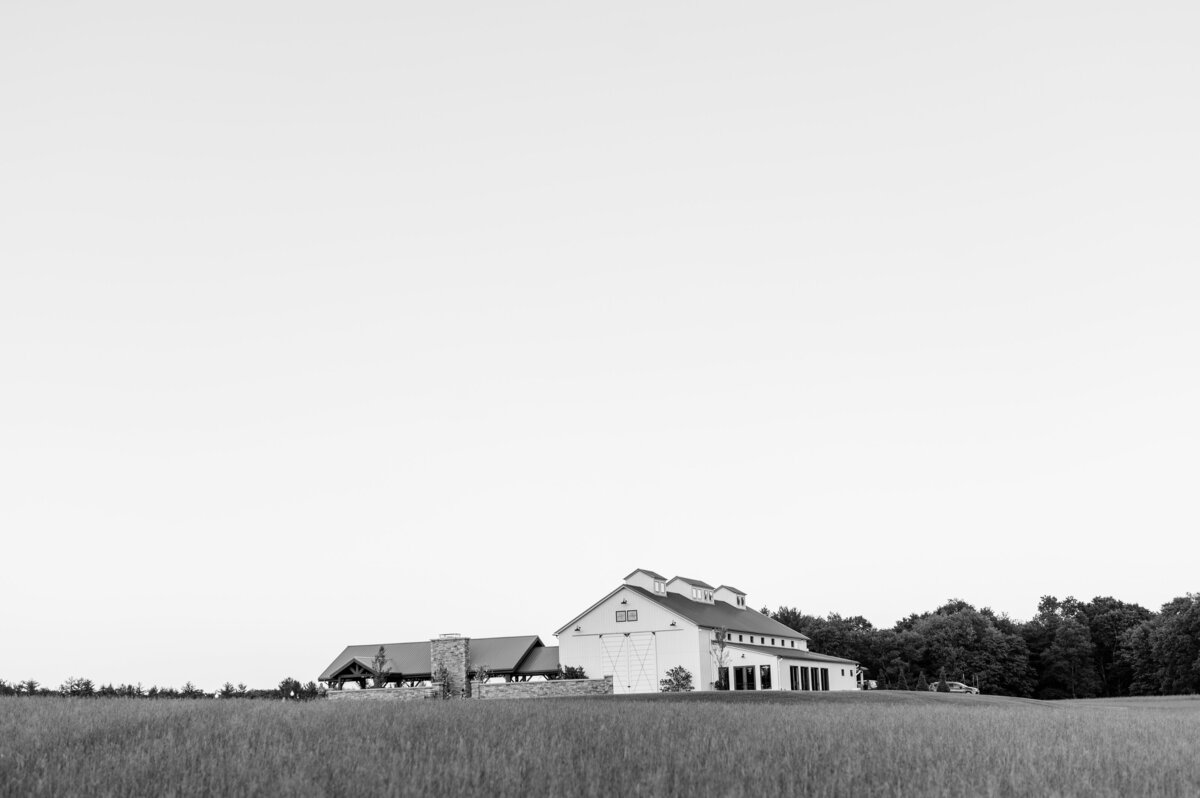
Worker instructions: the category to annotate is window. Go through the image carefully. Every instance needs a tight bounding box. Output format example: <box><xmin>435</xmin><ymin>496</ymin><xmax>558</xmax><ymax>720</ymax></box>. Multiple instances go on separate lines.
<box><xmin>627</xmin><ymin>610</ymin><xmax>638</xmax><ymax>622</ymax></box>
<box><xmin>821</xmin><ymin>669</ymin><xmax>829</xmax><ymax>691</ymax></box>
<box><xmin>771</xmin><ymin>638</ymin><xmax>775</xmax><ymax>646</ymax></box>
<box><xmin>691</xmin><ymin>588</ymin><xmax>699</xmax><ymax>599</ymax></box>
<box><xmin>789</xmin><ymin>666</ymin><xmax>800</xmax><ymax>691</ymax></box>
<box><xmin>653</xmin><ymin>580</ymin><xmax>665</xmax><ymax>593</ymax></box>
<box><xmin>801</xmin><ymin>668</ymin><xmax>810</xmax><ymax>691</ymax></box>
<box><xmin>760</xmin><ymin>665</ymin><xmax>772</xmax><ymax>690</ymax></box>
<box><xmin>790</xmin><ymin>641</ymin><xmax>795</xmax><ymax>648</ymax></box>
<box><xmin>734</xmin><ymin>666</ymin><xmax>755</xmax><ymax>691</ymax></box>
<box><xmin>738</xmin><ymin>635</ymin><xmax>744</xmax><ymax>642</ymax></box>
<box><xmin>615</xmin><ymin>611</ymin><xmax>626</xmax><ymax>622</ymax></box>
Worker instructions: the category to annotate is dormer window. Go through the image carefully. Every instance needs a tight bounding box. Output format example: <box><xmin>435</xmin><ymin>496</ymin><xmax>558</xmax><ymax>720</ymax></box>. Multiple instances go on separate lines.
<box><xmin>653</xmin><ymin>580</ymin><xmax>665</xmax><ymax>593</ymax></box>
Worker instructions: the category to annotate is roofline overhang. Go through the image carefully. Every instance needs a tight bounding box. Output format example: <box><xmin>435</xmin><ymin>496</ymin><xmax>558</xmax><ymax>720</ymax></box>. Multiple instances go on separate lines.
<box><xmin>555</xmin><ymin>585</ymin><xmax>698</xmax><ymax>636</ymax></box>
<box><xmin>623</xmin><ymin>568</ymin><xmax>668</xmax><ymax>581</ymax></box>
<box><xmin>724</xmin><ymin>642</ymin><xmax>858</xmax><ymax>665</ymax></box>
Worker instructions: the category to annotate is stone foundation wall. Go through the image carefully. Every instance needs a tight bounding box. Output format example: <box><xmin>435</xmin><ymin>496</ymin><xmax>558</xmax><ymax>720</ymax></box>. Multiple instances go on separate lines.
<box><xmin>327</xmin><ymin>684</ymin><xmax>442</xmax><ymax>701</ymax></box>
<box><xmin>475</xmin><ymin>676</ymin><xmax>613</xmax><ymax>700</ymax></box>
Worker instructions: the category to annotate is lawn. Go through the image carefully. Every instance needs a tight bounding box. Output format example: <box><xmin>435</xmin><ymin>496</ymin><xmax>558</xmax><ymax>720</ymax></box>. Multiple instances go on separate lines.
<box><xmin>2</xmin><ymin>692</ymin><xmax>1198</xmax><ymax>797</ymax></box>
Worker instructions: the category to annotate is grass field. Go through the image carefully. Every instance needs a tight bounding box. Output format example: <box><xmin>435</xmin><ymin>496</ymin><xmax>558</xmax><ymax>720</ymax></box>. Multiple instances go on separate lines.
<box><xmin>2</xmin><ymin>692</ymin><xmax>1199</xmax><ymax>797</ymax></box>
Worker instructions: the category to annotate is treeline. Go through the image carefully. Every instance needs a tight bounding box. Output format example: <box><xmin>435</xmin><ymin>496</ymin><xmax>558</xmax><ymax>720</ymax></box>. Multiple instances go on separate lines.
<box><xmin>0</xmin><ymin>676</ymin><xmax>324</xmax><ymax>701</ymax></box>
<box><xmin>766</xmin><ymin>592</ymin><xmax>1200</xmax><ymax>698</ymax></box>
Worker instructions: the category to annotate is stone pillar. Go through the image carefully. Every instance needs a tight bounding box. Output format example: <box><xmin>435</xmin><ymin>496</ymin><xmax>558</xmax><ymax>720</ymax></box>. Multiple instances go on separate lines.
<box><xmin>430</xmin><ymin>634</ymin><xmax>471</xmax><ymax>698</ymax></box>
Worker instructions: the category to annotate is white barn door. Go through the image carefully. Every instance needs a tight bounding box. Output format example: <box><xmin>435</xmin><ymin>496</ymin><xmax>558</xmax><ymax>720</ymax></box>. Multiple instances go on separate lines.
<box><xmin>600</xmin><ymin>633</ymin><xmax>658</xmax><ymax>694</ymax></box>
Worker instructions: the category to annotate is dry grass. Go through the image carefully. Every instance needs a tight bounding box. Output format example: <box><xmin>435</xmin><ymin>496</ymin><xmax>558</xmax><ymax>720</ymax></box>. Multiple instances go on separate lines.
<box><xmin>2</xmin><ymin>692</ymin><xmax>1199</xmax><ymax>797</ymax></box>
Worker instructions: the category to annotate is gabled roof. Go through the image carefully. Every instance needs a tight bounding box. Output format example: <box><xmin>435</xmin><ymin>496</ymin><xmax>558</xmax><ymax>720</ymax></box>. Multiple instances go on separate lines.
<box><xmin>725</xmin><ymin>641</ymin><xmax>858</xmax><ymax>665</ymax></box>
<box><xmin>515</xmin><ymin>646</ymin><xmax>560</xmax><ymax>675</ymax></box>
<box><xmin>669</xmin><ymin>576</ymin><xmax>715</xmax><ymax>589</ymax></box>
<box><xmin>320</xmin><ymin>641</ymin><xmax>435</xmax><ymax>681</ymax></box>
<box><xmin>624</xmin><ymin>568</ymin><xmax>668</xmax><ymax>581</ymax></box>
<box><xmin>623</xmin><ymin>585</ymin><xmax>811</xmax><ymax>640</ymax></box>
<box><xmin>469</xmin><ymin>636</ymin><xmax>544</xmax><ymax>672</ymax></box>
<box><xmin>319</xmin><ymin>636</ymin><xmax>551</xmax><ymax>682</ymax></box>
<box><xmin>716</xmin><ymin>585</ymin><xmax>746</xmax><ymax>595</ymax></box>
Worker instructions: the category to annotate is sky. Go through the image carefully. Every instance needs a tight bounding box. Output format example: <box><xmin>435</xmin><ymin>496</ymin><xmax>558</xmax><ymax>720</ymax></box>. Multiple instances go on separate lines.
<box><xmin>2</xmin><ymin>1</ymin><xmax>1198</xmax><ymax>692</ymax></box>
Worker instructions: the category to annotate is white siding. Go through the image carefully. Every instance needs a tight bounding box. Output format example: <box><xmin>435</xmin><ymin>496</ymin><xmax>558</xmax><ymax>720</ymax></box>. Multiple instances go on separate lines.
<box><xmin>713</xmin><ymin>587</ymin><xmax>745</xmax><ymax>607</ymax></box>
<box><xmin>557</xmin><ymin>586</ymin><xmax>700</xmax><ymax>693</ymax></box>
<box><xmin>623</xmin><ymin>570</ymin><xmax>658</xmax><ymax>592</ymax></box>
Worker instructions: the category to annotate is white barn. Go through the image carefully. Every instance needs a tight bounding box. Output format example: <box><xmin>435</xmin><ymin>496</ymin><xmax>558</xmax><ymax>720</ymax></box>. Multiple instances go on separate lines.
<box><xmin>556</xmin><ymin>569</ymin><xmax>860</xmax><ymax>694</ymax></box>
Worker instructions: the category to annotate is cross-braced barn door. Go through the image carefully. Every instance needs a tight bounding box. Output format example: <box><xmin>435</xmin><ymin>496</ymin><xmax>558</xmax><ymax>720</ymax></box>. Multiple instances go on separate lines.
<box><xmin>626</xmin><ymin>633</ymin><xmax>657</xmax><ymax>693</ymax></box>
<box><xmin>600</xmin><ymin>633</ymin><xmax>658</xmax><ymax>694</ymax></box>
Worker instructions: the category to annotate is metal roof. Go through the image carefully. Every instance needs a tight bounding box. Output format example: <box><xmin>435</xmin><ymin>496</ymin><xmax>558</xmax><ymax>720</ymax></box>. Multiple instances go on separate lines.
<box><xmin>725</xmin><ymin>641</ymin><xmax>858</xmax><ymax>665</ymax></box>
<box><xmin>515</xmin><ymin>645</ymin><xmax>561</xmax><ymax>675</ymax></box>
<box><xmin>319</xmin><ymin>635</ymin><xmax>550</xmax><ymax>682</ymax></box>
<box><xmin>623</xmin><ymin>568</ymin><xmax>668</xmax><ymax>581</ymax></box>
<box><xmin>468</xmin><ymin>636</ymin><xmax>544</xmax><ymax>672</ymax></box>
<box><xmin>669</xmin><ymin>576</ymin><xmax>716</xmax><ymax>589</ymax></box>
<box><xmin>716</xmin><ymin>585</ymin><xmax>746</xmax><ymax>595</ymax></box>
<box><xmin>624</xmin><ymin>585</ymin><xmax>811</xmax><ymax>640</ymax></box>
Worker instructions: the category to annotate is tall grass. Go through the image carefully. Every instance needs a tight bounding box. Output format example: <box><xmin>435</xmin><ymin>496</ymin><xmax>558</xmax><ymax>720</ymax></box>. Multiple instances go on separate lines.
<box><xmin>2</xmin><ymin>692</ymin><xmax>1198</xmax><ymax>797</ymax></box>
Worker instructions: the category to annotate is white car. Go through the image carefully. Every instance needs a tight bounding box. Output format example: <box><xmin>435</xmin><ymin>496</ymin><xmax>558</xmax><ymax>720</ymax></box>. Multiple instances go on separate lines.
<box><xmin>929</xmin><ymin>681</ymin><xmax>979</xmax><ymax>694</ymax></box>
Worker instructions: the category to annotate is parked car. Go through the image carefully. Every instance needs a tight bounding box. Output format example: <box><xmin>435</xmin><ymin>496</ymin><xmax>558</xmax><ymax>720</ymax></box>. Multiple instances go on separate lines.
<box><xmin>928</xmin><ymin>681</ymin><xmax>979</xmax><ymax>694</ymax></box>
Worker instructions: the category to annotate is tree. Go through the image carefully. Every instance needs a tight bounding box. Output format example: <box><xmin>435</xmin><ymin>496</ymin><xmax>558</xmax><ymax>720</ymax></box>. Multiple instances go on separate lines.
<box><xmin>219</xmin><ymin>682</ymin><xmax>237</xmax><ymax>698</ymax></box>
<box><xmin>472</xmin><ymin>664</ymin><xmax>492</xmax><ymax>684</ymax></box>
<box><xmin>936</xmin><ymin>668</ymin><xmax>950</xmax><ymax>692</ymax></box>
<box><xmin>278</xmin><ymin>677</ymin><xmax>302</xmax><ymax>700</ymax></box>
<box><xmin>1081</xmin><ymin>597</ymin><xmax>1153</xmax><ymax>696</ymax></box>
<box><xmin>1041</xmin><ymin>617</ymin><xmax>1101</xmax><ymax>699</ymax></box>
<box><xmin>711</xmin><ymin>627</ymin><xmax>730</xmax><ymax>689</ymax></box>
<box><xmin>371</xmin><ymin>646</ymin><xmax>391</xmax><ymax>688</ymax></box>
<box><xmin>60</xmin><ymin>677</ymin><xmax>95</xmax><ymax>697</ymax></box>
<box><xmin>557</xmin><ymin>665</ymin><xmax>587</xmax><ymax>680</ymax></box>
<box><xmin>1117</xmin><ymin>594</ymin><xmax>1200</xmax><ymax>696</ymax></box>
<box><xmin>431</xmin><ymin>664</ymin><xmax>452</xmax><ymax>698</ymax></box>
<box><xmin>19</xmin><ymin>679</ymin><xmax>39</xmax><ymax>695</ymax></box>
<box><xmin>660</xmin><ymin>666</ymin><xmax>694</xmax><ymax>692</ymax></box>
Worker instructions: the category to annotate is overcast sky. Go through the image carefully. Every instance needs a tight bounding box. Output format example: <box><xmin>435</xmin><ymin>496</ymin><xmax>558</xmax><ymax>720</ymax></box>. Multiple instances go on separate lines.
<box><xmin>3</xmin><ymin>1</ymin><xmax>1198</xmax><ymax>692</ymax></box>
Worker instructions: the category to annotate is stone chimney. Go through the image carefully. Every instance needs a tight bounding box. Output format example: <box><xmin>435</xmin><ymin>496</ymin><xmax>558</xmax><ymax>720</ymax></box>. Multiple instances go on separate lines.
<box><xmin>430</xmin><ymin>634</ymin><xmax>471</xmax><ymax>697</ymax></box>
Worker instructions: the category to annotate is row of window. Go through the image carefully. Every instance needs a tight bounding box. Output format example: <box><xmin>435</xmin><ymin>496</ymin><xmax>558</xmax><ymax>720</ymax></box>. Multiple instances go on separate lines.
<box><xmin>614</xmin><ymin>610</ymin><xmax>639</xmax><ymax>623</ymax></box>
<box><xmin>731</xmin><ymin>633</ymin><xmax>798</xmax><ymax>649</ymax></box>
<box><xmin>650</xmin><ymin>582</ymin><xmax>745</xmax><ymax>606</ymax></box>
<box><xmin>717</xmin><ymin>666</ymin><xmax>830</xmax><ymax>692</ymax></box>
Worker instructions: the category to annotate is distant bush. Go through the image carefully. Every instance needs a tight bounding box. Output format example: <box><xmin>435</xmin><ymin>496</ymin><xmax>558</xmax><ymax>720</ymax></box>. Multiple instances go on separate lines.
<box><xmin>660</xmin><ymin>666</ymin><xmax>694</xmax><ymax>693</ymax></box>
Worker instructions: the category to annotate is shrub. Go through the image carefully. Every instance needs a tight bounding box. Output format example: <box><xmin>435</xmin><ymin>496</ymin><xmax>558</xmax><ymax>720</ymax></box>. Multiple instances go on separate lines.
<box><xmin>432</xmin><ymin>664</ymin><xmax>452</xmax><ymax>699</ymax></box>
<box><xmin>660</xmin><ymin>666</ymin><xmax>694</xmax><ymax>693</ymax></box>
